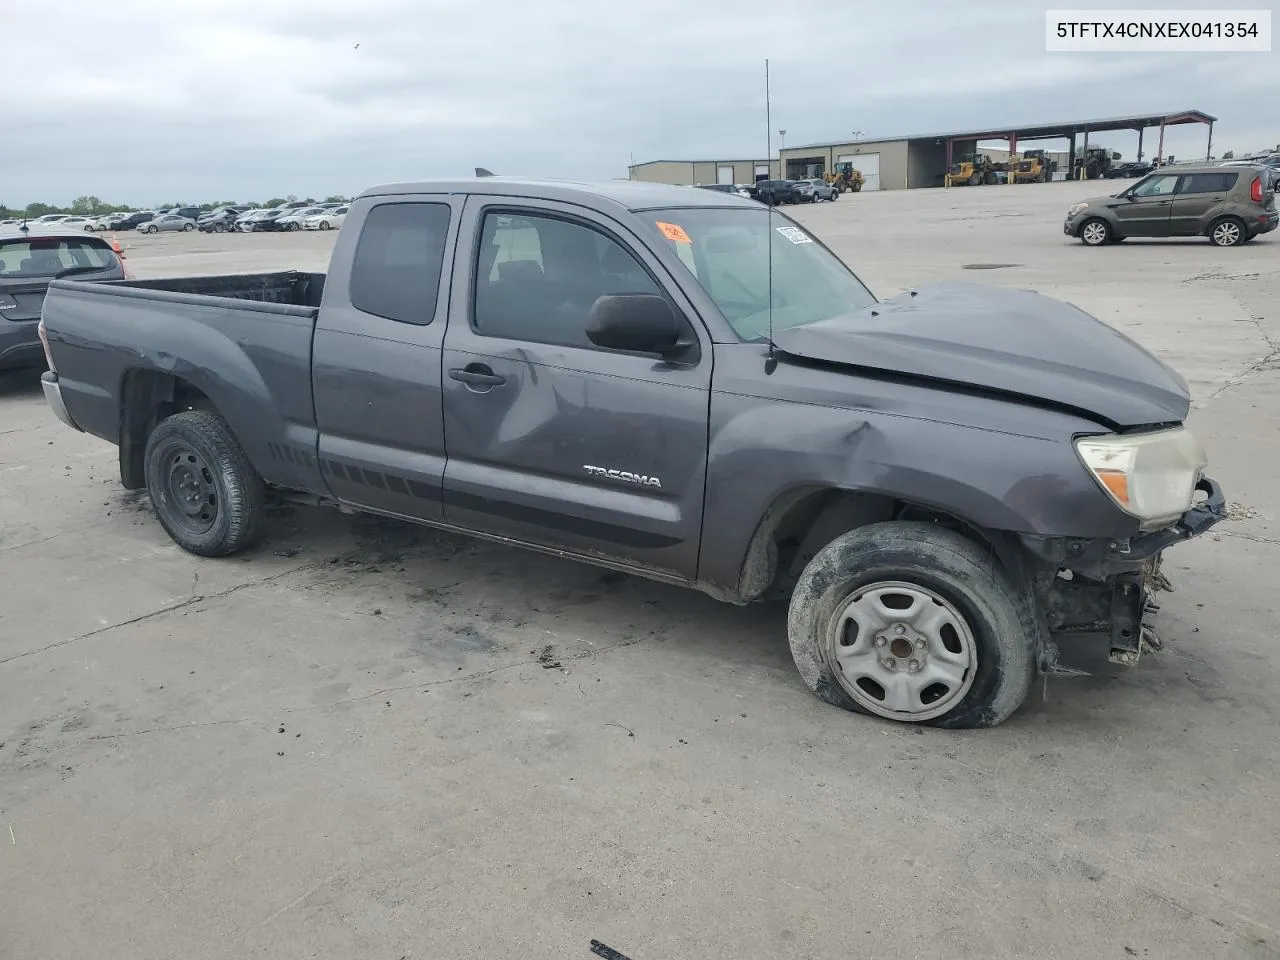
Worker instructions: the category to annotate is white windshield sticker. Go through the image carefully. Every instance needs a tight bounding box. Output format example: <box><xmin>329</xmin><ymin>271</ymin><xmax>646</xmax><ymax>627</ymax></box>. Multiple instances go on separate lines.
<box><xmin>775</xmin><ymin>225</ymin><xmax>813</xmax><ymax>244</ymax></box>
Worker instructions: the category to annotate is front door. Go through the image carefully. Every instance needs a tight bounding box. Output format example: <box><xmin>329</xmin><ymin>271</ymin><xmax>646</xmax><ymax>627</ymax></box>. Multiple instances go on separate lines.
<box><xmin>439</xmin><ymin>197</ymin><xmax>711</xmax><ymax>580</ymax></box>
<box><xmin>313</xmin><ymin>197</ymin><xmax>460</xmax><ymax>521</ymax></box>
<box><xmin>1169</xmin><ymin>171</ymin><xmax>1236</xmax><ymax>236</ymax></box>
<box><xmin>1114</xmin><ymin>173</ymin><xmax>1178</xmax><ymax>236</ymax></box>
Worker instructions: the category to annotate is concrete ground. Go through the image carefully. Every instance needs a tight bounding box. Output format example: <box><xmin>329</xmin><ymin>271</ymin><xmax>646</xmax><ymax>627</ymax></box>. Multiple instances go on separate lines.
<box><xmin>2</xmin><ymin>182</ymin><xmax>1278</xmax><ymax>960</ymax></box>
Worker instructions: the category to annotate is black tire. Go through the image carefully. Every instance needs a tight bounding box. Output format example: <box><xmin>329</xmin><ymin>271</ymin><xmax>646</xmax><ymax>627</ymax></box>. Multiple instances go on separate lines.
<box><xmin>144</xmin><ymin>410</ymin><xmax>267</xmax><ymax>557</ymax></box>
<box><xmin>967</xmin><ymin>173</ymin><xmax>981</xmax><ymax>186</ymax></box>
<box><xmin>851</xmin><ymin>182</ymin><xmax>861</xmax><ymax>192</ymax></box>
<box><xmin>145</xmin><ymin>225</ymin><xmax>157</xmax><ymax>234</ymax></box>
<box><xmin>183</xmin><ymin>223</ymin><xmax>194</xmax><ymax>232</ymax></box>
<box><xmin>213</xmin><ymin>222</ymin><xmax>226</xmax><ymax>233</ymax></box>
<box><xmin>1209</xmin><ymin>216</ymin><xmax>1246</xmax><ymax>247</ymax></box>
<box><xmin>1079</xmin><ymin>217</ymin><xmax>1111</xmax><ymax>246</ymax></box>
<box><xmin>787</xmin><ymin>522</ymin><xmax>1039</xmax><ymax>729</ymax></box>
<box><xmin>319</xmin><ymin>221</ymin><xmax>331</xmax><ymax>230</ymax></box>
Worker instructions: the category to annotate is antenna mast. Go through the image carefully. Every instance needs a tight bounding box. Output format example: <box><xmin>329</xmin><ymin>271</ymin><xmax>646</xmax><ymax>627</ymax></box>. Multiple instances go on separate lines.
<box><xmin>764</xmin><ymin>58</ymin><xmax>777</xmax><ymax>373</ymax></box>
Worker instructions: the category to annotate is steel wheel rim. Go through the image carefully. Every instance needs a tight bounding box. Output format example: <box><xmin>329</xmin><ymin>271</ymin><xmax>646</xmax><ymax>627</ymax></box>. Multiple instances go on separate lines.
<box><xmin>825</xmin><ymin>580</ymin><xmax>977</xmax><ymax>722</ymax></box>
<box><xmin>1082</xmin><ymin>222</ymin><xmax>1106</xmax><ymax>244</ymax></box>
<box><xmin>162</xmin><ymin>446</ymin><xmax>219</xmax><ymax>535</ymax></box>
<box><xmin>1214</xmin><ymin>221</ymin><xmax>1240</xmax><ymax>245</ymax></box>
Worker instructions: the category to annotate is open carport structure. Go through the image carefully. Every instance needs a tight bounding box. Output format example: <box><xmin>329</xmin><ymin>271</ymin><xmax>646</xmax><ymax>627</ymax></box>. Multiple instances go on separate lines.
<box><xmin>938</xmin><ymin>109</ymin><xmax>1217</xmax><ymax>182</ymax></box>
<box><xmin>766</xmin><ymin>108</ymin><xmax>1216</xmax><ymax>190</ymax></box>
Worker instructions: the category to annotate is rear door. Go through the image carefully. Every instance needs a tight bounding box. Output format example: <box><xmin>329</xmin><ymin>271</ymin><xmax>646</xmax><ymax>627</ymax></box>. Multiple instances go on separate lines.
<box><xmin>312</xmin><ymin>196</ymin><xmax>461</xmax><ymax>521</ymax></box>
<box><xmin>1114</xmin><ymin>173</ymin><xmax>1178</xmax><ymax>236</ymax></box>
<box><xmin>439</xmin><ymin>196</ymin><xmax>711</xmax><ymax>580</ymax></box>
<box><xmin>1169</xmin><ymin>171</ymin><xmax>1237</xmax><ymax>236</ymax></box>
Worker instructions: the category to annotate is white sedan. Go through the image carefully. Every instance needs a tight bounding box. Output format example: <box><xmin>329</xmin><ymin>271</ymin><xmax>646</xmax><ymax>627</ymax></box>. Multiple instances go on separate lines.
<box><xmin>302</xmin><ymin>206</ymin><xmax>347</xmax><ymax>230</ymax></box>
<box><xmin>54</xmin><ymin>216</ymin><xmax>101</xmax><ymax>232</ymax></box>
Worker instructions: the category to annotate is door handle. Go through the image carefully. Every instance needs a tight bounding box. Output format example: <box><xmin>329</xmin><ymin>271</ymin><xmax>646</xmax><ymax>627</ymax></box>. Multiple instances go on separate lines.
<box><xmin>449</xmin><ymin>364</ymin><xmax>507</xmax><ymax>388</ymax></box>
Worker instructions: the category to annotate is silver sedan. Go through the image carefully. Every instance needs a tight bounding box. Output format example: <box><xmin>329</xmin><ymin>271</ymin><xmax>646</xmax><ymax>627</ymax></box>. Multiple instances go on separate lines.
<box><xmin>137</xmin><ymin>214</ymin><xmax>196</xmax><ymax>234</ymax></box>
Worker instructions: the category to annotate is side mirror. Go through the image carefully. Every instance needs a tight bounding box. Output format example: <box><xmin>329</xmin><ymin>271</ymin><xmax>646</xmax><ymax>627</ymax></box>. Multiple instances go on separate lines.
<box><xmin>587</xmin><ymin>294</ymin><xmax>683</xmax><ymax>355</ymax></box>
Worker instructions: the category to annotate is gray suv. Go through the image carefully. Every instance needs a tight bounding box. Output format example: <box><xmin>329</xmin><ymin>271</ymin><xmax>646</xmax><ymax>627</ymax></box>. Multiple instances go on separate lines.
<box><xmin>1065</xmin><ymin>163</ymin><xmax>1278</xmax><ymax>246</ymax></box>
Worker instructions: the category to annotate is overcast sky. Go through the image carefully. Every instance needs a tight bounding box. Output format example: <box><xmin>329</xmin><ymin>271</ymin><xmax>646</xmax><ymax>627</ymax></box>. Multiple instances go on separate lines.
<box><xmin>3</xmin><ymin>0</ymin><xmax>1276</xmax><ymax>206</ymax></box>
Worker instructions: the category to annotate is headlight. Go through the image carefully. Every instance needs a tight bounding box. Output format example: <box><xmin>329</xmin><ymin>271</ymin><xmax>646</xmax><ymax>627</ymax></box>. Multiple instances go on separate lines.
<box><xmin>1068</xmin><ymin>202</ymin><xmax>1089</xmax><ymax>217</ymax></box>
<box><xmin>1075</xmin><ymin>427</ymin><xmax>1207</xmax><ymax>530</ymax></box>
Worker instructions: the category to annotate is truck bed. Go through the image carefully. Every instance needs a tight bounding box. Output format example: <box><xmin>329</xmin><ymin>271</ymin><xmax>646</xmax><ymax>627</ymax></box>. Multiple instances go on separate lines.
<box><xmin>42</xmin><ymin>269</ymin><xmax>327</xmax><ymax>496</ymax></box>
<box><xmin>88</xmin><ymin>270</ymin><xmax>326</xmax><ymax>314</ymax></box>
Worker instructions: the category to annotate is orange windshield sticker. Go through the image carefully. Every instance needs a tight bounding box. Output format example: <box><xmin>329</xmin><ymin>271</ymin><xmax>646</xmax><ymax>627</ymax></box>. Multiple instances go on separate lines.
<box><xmin>656</xmin><ymin>221</ymin><xmax>691</xmax><ymax>244</ymax></box>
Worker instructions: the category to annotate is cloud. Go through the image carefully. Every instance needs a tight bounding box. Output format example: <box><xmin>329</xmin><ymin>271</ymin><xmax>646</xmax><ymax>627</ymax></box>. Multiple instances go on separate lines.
<box><xmin>1</xmin><ymin>0</ymin><xmax>1275</xmax><ymax>206</ymax></box>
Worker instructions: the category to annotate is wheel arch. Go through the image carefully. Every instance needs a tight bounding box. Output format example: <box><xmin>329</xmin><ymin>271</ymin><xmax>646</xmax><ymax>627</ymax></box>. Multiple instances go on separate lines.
<box><xmin>733</xmin><ymin>484</ymin><xmax>1031</xmax><ymax>603</ymax></box>
<box><xmin>118</xmin><ymin>369</ymin><xmax>224</xmax><ymax>489</ymax></box>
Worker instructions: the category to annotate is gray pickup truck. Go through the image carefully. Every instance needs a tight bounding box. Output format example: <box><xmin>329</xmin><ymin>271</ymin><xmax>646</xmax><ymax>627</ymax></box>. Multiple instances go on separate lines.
<box><xmin>37</xmin><ymin>178</ymin><xmax>1225</xmax><ymax>728</ymax></box>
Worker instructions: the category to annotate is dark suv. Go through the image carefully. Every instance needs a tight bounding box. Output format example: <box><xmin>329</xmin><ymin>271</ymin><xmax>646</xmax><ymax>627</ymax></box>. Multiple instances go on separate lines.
<box><xmin>750</xmin><ymin>179</ymin><xmax>802</xmax><ymax>205</ymax></box>
<box><xmin>1065</xmin><ymin>163</ymin><xmax>1278</xmax><ymax>246</ymax></box>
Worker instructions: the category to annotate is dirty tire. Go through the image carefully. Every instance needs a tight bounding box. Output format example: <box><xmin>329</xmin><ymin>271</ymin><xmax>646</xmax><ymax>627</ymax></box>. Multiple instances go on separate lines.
<box><xmin>787</xmin><ymin>522</ymin><xmax>1039</xmax><ymax>729</ymax></box>
<box><xmin>144</xmin><ymin>410</ymin><xmax>267</xmax><ymax>557</ymax></box>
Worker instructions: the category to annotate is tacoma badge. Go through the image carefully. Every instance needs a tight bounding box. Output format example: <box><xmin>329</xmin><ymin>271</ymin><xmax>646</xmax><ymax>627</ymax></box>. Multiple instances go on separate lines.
<box><xmin>583</xmin><ymin>465</ymin><xmax>662</xmax><ymax>488</ymax></box>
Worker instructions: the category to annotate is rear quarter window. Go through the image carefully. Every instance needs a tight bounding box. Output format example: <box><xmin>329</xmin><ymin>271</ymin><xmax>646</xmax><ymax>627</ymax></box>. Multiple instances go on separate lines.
<box><xmin>348</xmin><ymin>202</ymin><xmax>452</xmax><ymax>325</ymax></box>
<box><xmin>0</xmin><ymin>237</ymin><xmax>116</xmax><ymax>278</ymax></box>
<box><xmin>1181</xmin><ymin>172</ymin><xmax>1238</xmax><ymax>194</ymax></box>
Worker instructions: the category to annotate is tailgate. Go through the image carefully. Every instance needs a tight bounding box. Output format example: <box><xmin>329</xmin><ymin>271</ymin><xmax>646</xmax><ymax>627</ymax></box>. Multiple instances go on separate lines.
<box><xmin>0</xmin><ymin>279</ymin><xmax>52</xmax><ymax>322</ymax></box>
<box><xmin>0</xmin><ymin>268</ymin><xmax>121</xmax><ymax>322</ymax></box>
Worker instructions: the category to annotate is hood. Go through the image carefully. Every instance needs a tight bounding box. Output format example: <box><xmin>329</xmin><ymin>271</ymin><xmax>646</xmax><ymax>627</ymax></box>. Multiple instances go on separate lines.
<box><xmin>771</xmin><ymin>282</ymin><xmax>1190</xmax><ymax>428</ymax></box>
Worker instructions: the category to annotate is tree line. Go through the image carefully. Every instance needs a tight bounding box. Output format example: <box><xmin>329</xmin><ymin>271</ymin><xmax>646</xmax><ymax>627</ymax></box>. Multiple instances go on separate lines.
<box><xmin>1</xmin><ymin>194</ymin><xmax>352</xmax><ymax>220</ymax></box>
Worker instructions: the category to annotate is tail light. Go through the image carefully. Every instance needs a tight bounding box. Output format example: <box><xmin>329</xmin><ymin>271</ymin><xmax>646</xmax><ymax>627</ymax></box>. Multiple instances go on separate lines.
<box><xmin>38</xmin><ymin>317</ymin><xmax>56</xmax><ymax>373</ymax></box>
<box><xmin>1250</xmin><ymin>176</ymin><xmax>1263</xmax><ymax>203</ymax></box>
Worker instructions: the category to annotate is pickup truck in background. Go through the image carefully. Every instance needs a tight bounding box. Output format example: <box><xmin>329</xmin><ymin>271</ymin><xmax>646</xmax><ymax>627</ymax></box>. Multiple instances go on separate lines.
<box><xmin>38</xmin><ymin>178</ymin><xmax>1225</xmax><ymax>728</ymax></box>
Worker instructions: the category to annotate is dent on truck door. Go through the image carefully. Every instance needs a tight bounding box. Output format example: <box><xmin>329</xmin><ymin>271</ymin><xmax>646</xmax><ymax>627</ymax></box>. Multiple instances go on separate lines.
<box><xmin>440</xmin><ymin>198</ymin><xmax>711</xmax><ymax>580</ymax></box>
<box><xmin>312</xmin><ymin>198</ymin><xmax>459</xmax><ymax>520</ymax></box>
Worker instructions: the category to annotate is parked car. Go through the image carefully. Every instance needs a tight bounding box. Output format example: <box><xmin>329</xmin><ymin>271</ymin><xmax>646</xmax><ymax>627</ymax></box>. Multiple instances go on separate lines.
<box><xmin>29</xmin><ymin>214</ymin><xmax>73</xmax><ymax>228</ymax></box>
<box><xmin>138</xmin><ymin>214</ymin><xmax>196</xmax><ymax>234</ymax></box>
<box><xmin>109</xmin><ymin>211</ymin><xmax>157</xmax><ymax>230</ymax></box>
<box><xmin>274</xmin><ymin>206</ymin><xmax>328</xmax><ymax>231</ymax></box>
<box><xmin>750</xmin><ymin>179</ymin><xmax>802</xmax><ymax>205</ymax></box>
<box><xmin>695</xmin><ymin>184</ymin><xmax>752</xmax><ymax>199</ymax></box>
<box><xmin>0</xmin><ymin>228</ymin><xmax>126</xmax><ymax>370</ymax></box>
<box><xmin>1065</xmin><ymin>163</ymin><xmax>1278</xmax><ymax>247</ymax></box>
<box><xmin>38</xmin><ymin>178</ymin><xmax>1225</xmax><ymax>729</ymax></box>
<box><xmin>1220</xmin><ymin>153</ymin><xmax>1280</xmax><ymax>171</ymax></box>
<box><xmin>161</xmin><ymin>206</ymin><xmax>204</xmax><ymax>221</ymax></box>
<box><xmin>1104</xmin><ymin>162</ymin><xmax>1154</xmax><ymax>179</ymax></box>
<box><xmin>0</xmin><ymin>218</ymin><xmax>22</xmax><ymax>228</ymax></box>
<box><xmin>197</xmin><ymin>209</ymin><xmax>242</xmax><ymax>233</ymax></box>
<box><xmin>90</xmin><ymin>212</ymin><xmax>129</xmax><ymax>231</ymax></box>
<box><xmin>800</xmin><ymin>179</ymin><xmax>839</xmax><ymax>201</ymax></box>
<box><xmin>53</xmin><ymin>216</ymin><xmax>100</xmax><ymax>232</ymax></box>
<box><xmin>237</xmin><ymin>208</ymin><xmax>290</xmax><ymax>232</ymax></box>
<box><xmin>302</xmin><ymin>206</ymin><xmax>347</xmax><ymax>230</ymax></box>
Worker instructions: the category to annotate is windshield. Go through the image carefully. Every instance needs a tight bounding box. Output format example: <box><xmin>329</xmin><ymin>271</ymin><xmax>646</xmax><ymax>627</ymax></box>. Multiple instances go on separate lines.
<box><xmin>0</xmin><ymin>237</ymin><xmax>116</xmax><ymax>278</ymax></box>
<box><xmin>640</xmin><ymin>207</ymin><xmax>877</xmax><ymax>341</ymax></box>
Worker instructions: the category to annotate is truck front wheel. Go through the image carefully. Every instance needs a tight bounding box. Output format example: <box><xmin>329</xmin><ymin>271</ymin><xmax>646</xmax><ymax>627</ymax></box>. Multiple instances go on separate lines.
<box><xmin>143</xmin><ymin>410</ymin><xmax>267</xmax><ymax>557</ymax></box>
<box><xmin>787</xmin><ymin>522</ymin><xmax>1038</xmax><ymax>729</ymax></box>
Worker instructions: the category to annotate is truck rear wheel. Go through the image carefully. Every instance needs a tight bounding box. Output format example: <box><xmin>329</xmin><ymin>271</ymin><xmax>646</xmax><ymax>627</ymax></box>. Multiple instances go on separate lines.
<box><xmin>143</xmin><ymin>410</ymin><xmax>266</xmax><ymax>557</ymax></box>
<box><xmin>787</xmin><ymin>522</ymin><xmax>1038</xmax><ymax>729</ymax></box>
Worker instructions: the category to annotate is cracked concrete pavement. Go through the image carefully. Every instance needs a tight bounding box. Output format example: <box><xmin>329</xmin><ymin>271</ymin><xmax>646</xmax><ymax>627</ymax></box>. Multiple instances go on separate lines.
<box><xmin>2</xmin><ymin>181</ymin><xmax>1279</xmax><ymax>960</ymax></box>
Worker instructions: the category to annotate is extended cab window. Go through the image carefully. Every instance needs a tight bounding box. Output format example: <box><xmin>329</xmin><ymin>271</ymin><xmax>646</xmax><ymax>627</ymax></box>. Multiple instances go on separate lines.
<box><xmin>349</xmin><ymin>202</ymin><xmax>451</xmax><ymax>325</ymax></box>
<box><xmin>473</xmin><ymin>211</ymin><xmax>660</xmax><ymax>348</ymax></box>
<box><xmin>642</xmin><ymin>207</ymin><xmax>877</xmax><ymax>341</ymax></box>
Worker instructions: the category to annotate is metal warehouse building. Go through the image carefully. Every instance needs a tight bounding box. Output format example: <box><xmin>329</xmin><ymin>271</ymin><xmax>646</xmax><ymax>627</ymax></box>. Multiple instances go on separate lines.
<box><xmin>630</xmin><ymin>109</ymin><xmax>1215</xmax><ymax>191</ymax></box>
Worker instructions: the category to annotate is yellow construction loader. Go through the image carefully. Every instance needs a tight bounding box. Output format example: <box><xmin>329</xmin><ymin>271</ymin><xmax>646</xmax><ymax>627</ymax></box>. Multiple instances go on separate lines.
<box><xmin>1009</xmin><ymin>151</ymin><xmax>1055</xmax><ymax>183</ymax></box>
<box><xmin>824</xmin><ymin>162</ymin><xmax>864</xmax><ymax>193</ymax></box>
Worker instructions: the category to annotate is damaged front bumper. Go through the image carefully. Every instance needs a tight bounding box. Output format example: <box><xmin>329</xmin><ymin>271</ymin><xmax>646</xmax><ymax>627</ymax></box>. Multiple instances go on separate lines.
<box><xmin>1020</xmin><ymin>477</ymin><xmax>1227</xmax><ymax>669</ymax></box>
